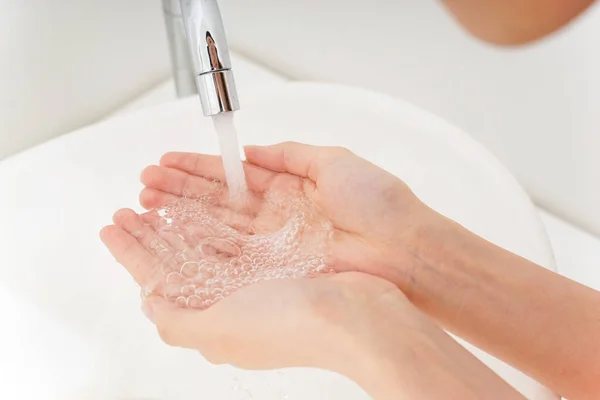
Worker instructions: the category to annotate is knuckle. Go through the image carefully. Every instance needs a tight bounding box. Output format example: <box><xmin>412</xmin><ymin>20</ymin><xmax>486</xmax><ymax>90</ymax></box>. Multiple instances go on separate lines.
<box><xmin>181</xmin><ymin>174</ymin><xmax>195</xmax><ymax>197</ymax></box>
<box><xmin>329</xmin><ymin>146</ymin><xmax>353</xmax><ymax>157</ymax></box>
<box><xmin>280</xmin><ymin>140</ymin><xmax>300</xmax><ymax>147</ymax></box>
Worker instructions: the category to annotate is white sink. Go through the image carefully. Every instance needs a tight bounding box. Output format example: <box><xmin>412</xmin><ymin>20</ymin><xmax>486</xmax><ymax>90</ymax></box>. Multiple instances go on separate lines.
<box><xmin>0</xmin><ymin>82</ymin><xmax>557</xmax><ymax>399</ymax></box>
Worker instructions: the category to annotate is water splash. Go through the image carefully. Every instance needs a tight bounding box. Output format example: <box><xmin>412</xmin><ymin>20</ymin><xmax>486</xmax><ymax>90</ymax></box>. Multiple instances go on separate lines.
<box><xmin>142</xmin><ymin>184</ymin><xmax>334</xmax><ymax>309</ymax></box>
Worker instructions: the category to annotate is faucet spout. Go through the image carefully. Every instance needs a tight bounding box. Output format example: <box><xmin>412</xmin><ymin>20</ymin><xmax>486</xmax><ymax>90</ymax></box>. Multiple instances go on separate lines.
<box><xmin>163</xmin><ymin>0</ymin><xmax>240</xmax><ymax>116</ymax></box>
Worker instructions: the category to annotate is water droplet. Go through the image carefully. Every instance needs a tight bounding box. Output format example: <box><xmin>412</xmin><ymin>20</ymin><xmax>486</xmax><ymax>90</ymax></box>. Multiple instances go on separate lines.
<box><xmin>166</xmin><ymin>272</ymin><xmax>184</xmax><ymax>284</ymax></box>
<box><xmin>240</xmin><ymin>255</ymin><xmax>252</xmax><ymax>264</ymax></box>
<box><xmin>199</xmin><ymin>238</ymin><xmax>242</xmax><ymax>262</ymax></box>
<box><xmin>202</xmin><ymin>263</ymin><xmax>216</xmax><ymax>275</ymax></box>
<box><xmin>187</xmin><ymin>295</ymin><xmax>204</xmax><ymax>309</ymax></box>
<box><xmin>147</xmin><ymin>182</ymin><xmax>336</xmax><ymax>307</ymax></box>
<box><xmin>175</xmin><ymin>296</ymin><xmax>188</xmax><ymax>308</ymax></box>
<box><xmin>187</xmin><ymin>222</ymin><xmax>216</xmax><ymax>240</ymax></box>
<box><xmin>174</xmin><ymin>252</ymin><xmax>188</xmax><ymax>263</ymax></box>
<box><xmin>180</xmin><ymin>261</ymin><xmax>200</xmax><ymax>278</ymax></box>
<box><xmin>205</xmin><ymin>278</ymin><xmax>216</xmax><ymax>287</ymax></box>
<box><xmin>214</xmin><ymin>294</ymin><xmax>224</xmax><ymax>301</ymax></box>
<box><xmin>165</xmin><ymin>284</ymin><xmax>183</xmax><ymax>300</ymax></box>
<box><xmin>181</xmin><ymin>285</ymin><xmax>196</xmax><ymax>297</ymax></box>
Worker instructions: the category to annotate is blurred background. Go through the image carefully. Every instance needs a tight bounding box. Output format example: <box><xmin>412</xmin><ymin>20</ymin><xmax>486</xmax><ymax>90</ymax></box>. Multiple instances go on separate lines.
<box><xmin>1</xmin><ymin>0</ymin><xmax>598</xmax><ymax>237</ymax></box>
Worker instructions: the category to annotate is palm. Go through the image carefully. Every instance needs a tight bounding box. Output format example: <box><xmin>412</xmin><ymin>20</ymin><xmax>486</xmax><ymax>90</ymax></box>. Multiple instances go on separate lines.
<box><xmin>140</xmin><ymin>155</ymin><xmax>307</xmax><ymax>233</ymax></box>
<box><xmin>100</xmin><ymin>204</ymin><xmax>402</xmax><ymax>369</ymax></box>
<box><xmin>100</xmin><ymin>197</ymin><xmax>401</xmax><ymax>369</ymax></box>
<box><xmin>182</xmin><ymin>270</ymin><xmax>401</xmax><ymax>369</ymax></box>
<box><xmin>181</xmin><ymin>276</ymin><xmax>339</xmax><ymax>369</ymax></box>
<box><xmin>99</xmin><ymin>143</ymin><xmax>423</xmax><ymax>368</ymax></box>
<box><xmin>137</xmin><ymin>145</ymin><xmax>420</xmax><ymax>279</ymax></box>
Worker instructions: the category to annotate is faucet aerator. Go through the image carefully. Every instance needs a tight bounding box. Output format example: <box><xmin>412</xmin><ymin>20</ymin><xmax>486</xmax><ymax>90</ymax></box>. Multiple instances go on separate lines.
<box><xmin>163</xmin><ymin>0</ymin><xmax>240</xmax><ymax>116</ymax></box>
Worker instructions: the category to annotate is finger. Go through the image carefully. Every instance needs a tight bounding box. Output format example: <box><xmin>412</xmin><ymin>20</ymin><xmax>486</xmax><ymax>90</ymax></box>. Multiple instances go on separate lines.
<box><xmin>161</xmin><ymin>152</ymin><xmax>278</xmax><ymax>194</ymax></box>
<box><xmin>112</xmin><ymin>209</ymin><xmax>176</xmax><ymax>268</ymax></box>
<box><xmin>99</xmin><ymin>225</ymin><xmax>155</xmax><ymax>285</ymax></box>
<box><xmin>140</xmin><ymin>187</ymin><xmax>254</xmax><ymax>234</ymax></box>
<box><xmin>140</xmin><ymin>211</ymin><xmax>189</xmax><ymax>251</ymax></box>
<box><xmin>139</xmin><ymin>188</ymin><xmax>179</xmax><ymax>210</ymax></box>
<box><xmin>112</xmin><ymin>208</ymin><xmax>156</xmax><ymax>250</ymax></box>
<box><xmin>141</xmin><ymin>165</ymin><xmax>218</xmax><ymax>198</ymax></box>
<box><xmin>210</xmin><ymin>206</ymin><xmax>254</xmax><ymax>233</ymax></box>
<box><xmin>160</xmin><ymin>153</ymin><xmax>226</xmax><ymax>181</ymax></box>
<box><xmin>244</xmin><ymin>142</ymin><xmax>351</xmax><ymax>181</ymax></box>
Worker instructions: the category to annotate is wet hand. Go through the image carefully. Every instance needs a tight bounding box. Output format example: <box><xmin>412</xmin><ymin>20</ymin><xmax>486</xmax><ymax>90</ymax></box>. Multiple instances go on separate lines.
<box><xmin>100</xmin><ymin>221</ymin><xmax>522</xmax><ymax>400</ymax></box>
<box><xmin>100</xmin><ymin>191</ymin><xmax>419</xmax><ymax>372</ymax></box>
<box><xmin>139</xmin><ymin>142</ymin><xmax>432</xmax><ymax>284</ymax></box>
<box><xmin>137</xmin><ymin>272</ymin><xmax>414</xmax><ymax>372</ymax></box>
<box><xmin>101</xmin><ymin>214</ymin><xmax>416</xmax><ymax>373</ymax></box>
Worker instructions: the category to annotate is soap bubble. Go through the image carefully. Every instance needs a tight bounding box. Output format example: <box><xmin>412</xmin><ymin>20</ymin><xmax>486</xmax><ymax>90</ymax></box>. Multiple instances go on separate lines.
<box><xmin>142</xmin><ymin>184</ymin><xmax>334</xmax><ymax>309</ymax></box>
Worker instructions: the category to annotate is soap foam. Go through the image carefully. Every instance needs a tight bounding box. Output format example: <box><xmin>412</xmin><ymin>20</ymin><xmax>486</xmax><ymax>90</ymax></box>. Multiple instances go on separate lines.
<box><xmin>142</xmin><ymin>184</ymin><xmax>334</xmax><ymax>309</ymax></box>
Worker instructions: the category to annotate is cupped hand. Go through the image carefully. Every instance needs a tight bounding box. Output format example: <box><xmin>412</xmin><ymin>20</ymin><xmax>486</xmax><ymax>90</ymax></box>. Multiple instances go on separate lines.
<box><xmin>100</xmin><ymin>212</ymin><xmax>417</xmax><ymax>372</ymax></box>
<box><xmin>100</xmin><ymin>142</ymin><xmax>525</xmax><ymax>399</ymax></box>
<box><xmin>139</xmin><ymin>272</ymin><xmax>415</xmax><ymax>372</ymax></box>
<box><xmin>139</xmin><ymin>142</ymin><xmax>432</xmax><ymax>284</ymax></box>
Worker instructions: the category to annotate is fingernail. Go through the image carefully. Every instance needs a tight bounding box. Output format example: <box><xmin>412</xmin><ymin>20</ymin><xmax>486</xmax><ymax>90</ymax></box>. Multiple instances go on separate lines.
<box><xmin>141</xmin><ymin>302</ymin><xmax>155</xmax><ymax>323</ymax></box>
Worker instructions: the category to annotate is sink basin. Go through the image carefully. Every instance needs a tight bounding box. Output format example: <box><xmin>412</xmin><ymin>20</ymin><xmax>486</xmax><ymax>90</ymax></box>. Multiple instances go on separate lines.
<box><xmin>0</xmin><ymin>82</ymin><xmax>557</xmax><ymax>399</ymax></box>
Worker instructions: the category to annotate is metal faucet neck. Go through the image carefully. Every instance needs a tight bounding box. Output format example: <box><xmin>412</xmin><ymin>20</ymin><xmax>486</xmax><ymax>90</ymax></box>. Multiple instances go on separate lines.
<box><xmin>163</xmin><ymin>0</ymin><xmax>240</xmax><ymax>116</ymax></box>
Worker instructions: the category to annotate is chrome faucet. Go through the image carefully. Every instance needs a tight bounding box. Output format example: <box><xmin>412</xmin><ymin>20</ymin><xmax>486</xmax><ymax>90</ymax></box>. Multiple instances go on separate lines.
<box><xmin>162</xmin><ymin>0</ymin><xmax>240</xmax><ymax>116</ymax></box>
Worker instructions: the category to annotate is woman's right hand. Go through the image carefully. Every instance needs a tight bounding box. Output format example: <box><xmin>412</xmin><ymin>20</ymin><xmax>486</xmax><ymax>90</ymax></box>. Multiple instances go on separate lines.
<box><xmin>139</xmin><ymin>142</ymin><xmax>434</xmax><ymax>289</ymax></box>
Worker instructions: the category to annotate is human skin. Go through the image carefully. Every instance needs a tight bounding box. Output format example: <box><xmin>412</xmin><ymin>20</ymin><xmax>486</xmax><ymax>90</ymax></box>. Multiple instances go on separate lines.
<box><xmin>99</xmin><ymin>221</ymin><xmax>523</xmax><ymax>400</ymax></box>
<box><xmin>440</xmin><ymin>0</ymin><xmax>597</xmax><ymax>45</ymax></box>
<box><xmin>131</xmin><ymin>143</ymin><xmax>600</xmax><ymax>399</ymax></box>
<box><xmin>100</xmin><ymin>143</ymin><xmax>524</xmax><ymax>399</ymax></box>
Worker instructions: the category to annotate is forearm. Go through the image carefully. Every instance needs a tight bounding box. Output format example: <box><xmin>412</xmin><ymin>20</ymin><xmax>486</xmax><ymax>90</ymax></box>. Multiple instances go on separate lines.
<box><xmin>402</xmin><ymin>210</ymin><xmax>600</xmax><ymax>399</ymax></box>
<box><xmin>440</xmin><ymin>0</ymin><xmax>596</xmax><ymax>45</ymax></box>
<box><xmin>342</xmin><ymin>307</ymin><xmax>523</xmax><ymax>400</ymax></box>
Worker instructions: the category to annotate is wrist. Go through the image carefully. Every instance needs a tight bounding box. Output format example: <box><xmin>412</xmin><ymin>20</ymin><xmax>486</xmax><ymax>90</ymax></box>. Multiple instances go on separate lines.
<box><xmin>314</xmin><ymin>280</ymin><xmax>416</xmax><ymax>372</ymax></box>
<box><xmin>319</xmin><ymin>271</ymin><xmax>524</xmax><ymax>400</ymax></box>
<box><xmin>397</xmin><ymin>207</ymin><xmax>600</xmax><ymax>399</ymax></box>
<box><xmin>378</xmin><ymin>204</ymin><xmax>456</xmax><ymax>296</ymax></box>
<box><xmin>346</xmin><ymin>315</ymin><xmax>524</xmax><ymax>400</ymax></box>
<box><xmin>398</xmin><ymin>207</ymin><xmax>485</xmax><ymax>303</ymax></box>
<box><xmin>339</xmin><ymin>306</ymin><xmax>484</xmax><ymax>400</ymax></box>
<box><xmin>325</xmin><ymin>284</ymin><xmax>439</xmax><ymax>398</ymax></box>
<box><xmin>337</xmin><ymin>311</ymin><xmax>422</xmax><ymax>399</ymax></box>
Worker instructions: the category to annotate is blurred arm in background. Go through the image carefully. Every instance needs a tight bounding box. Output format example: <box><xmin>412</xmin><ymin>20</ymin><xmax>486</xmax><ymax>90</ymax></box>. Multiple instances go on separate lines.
<box><xmin>440</xmin><ymin>0</ymin><xmax>597</xmax><ymax>45</ymax></box>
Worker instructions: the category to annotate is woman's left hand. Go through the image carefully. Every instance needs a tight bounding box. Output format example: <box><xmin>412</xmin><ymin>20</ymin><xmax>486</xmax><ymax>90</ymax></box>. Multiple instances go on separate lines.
<box><xmin>136</xmin><ymin>272</ymin><xmax>413</xmax><ymax>371</ymax></box>
<box><xmin>101</xmin><ymin>208</ymin><xmax>418</xmax><ymax>371</ymax></box>
<box><xmin>101</xmin><ymin>218</ymin><xmax>523</xmax><ymax>399</ymax></box>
